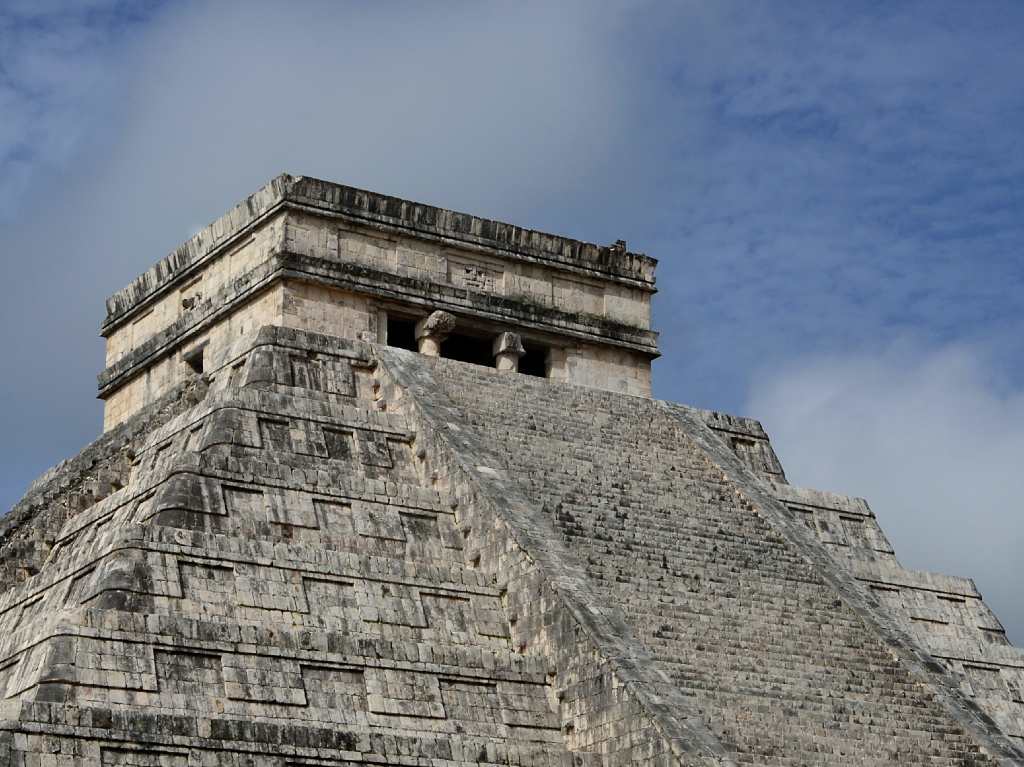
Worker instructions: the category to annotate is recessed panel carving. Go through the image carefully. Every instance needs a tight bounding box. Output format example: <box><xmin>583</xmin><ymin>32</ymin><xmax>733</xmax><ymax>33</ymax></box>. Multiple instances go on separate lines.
<box><xmin>323</xmin><ymin>428</ymin><xmax>355</xmax><ymax>460</ymax></box>
<box><xmin>301</xmin><ymin>665</ymin><xmax>366</xmax><ymax>711</ymax></box>
<box><xmin>964</xmin><ymin>664</ymin><xmax>1006</xmax><ymax>696</ymax></box>
<box><xmin>64</xmin><ymin>567</ymin><xmax>96</xmax><ymax>606</ymax></box>
<box><xmin>400</xmin><ymin>513</ymin><xmax>446</xmax><ymax>561</ymax></box>
<box><xmin>440</xmin><ymin>678</ymin><xmax>502</xmax><ymax>725</ymax></box>
<box><xmin>447</xmin><ymin>255</ymin><xmax>503</xmax><ymax>294</ymax></box>
<box><xmin>0</xmin><ymin>659</ymin><xmax>17</xmax><ymax>699</ymax></box>
<box><xmin>12</xmin><ymin>594</ymin><xmax>44</xmax><ymax>631</ymax></box>
<box><xmin>258</xmin><ymin>418</ymin><xmax>291</xmax><ymax>451</ymax></box>
<box><xmin>222</xmin><ymin>656</ymin><xmax>306</xmax><ymax>705</ymax></box>
<box><xmin>498</xmin><ymin>680</ymin><xmax>559</xmax><ymax>729</ymax></box>
<box><xmin>179</xmin><ymin>560</ymin><xmax>236</xmax><ymax>607</ymax></box>
<box><xmin>101</xmin><ymin>747</ymin><xmax>189</xmax><ymax>767</ymax></box>
<box><xmin>355</xmin><ymin>431</ymin><xmax>393</xmax><ymax>468</ymax></box>
<box><xmin>302</xmin><ymin>577</ymin><xmax>357</xmax><ymax>625</ymax></box>
<box><xmin>154</xmin><ymin>650</ymin><xmax>224</xmax><ymax>697</ymax></box>
<box><xmin>366</xmin><ymin>669</ymin><xmax>444</xmax><ymax>719</ymax></box>
<box><xmin>223</xmin><ymin>486</ymin><xmax>265</xmax><ymax>518</ymax></box>
<box><xmin>354</xmin><ymin>503</ymin><xmax>406</xmax><ymax>542</ymax></box>
<box><xmin>840</xmin><ymin>516</ymin><xmax>871</xmax><ymax>548</ymax></box>
<box><xmin>314</xmin><ymin>499</ymin><xmax>355</xmax><ymax>538</ymax></box>
<box><xmin>421</xmin><ymin>593</ymin><xmax>474</xmax><ymax>635</ymax></box>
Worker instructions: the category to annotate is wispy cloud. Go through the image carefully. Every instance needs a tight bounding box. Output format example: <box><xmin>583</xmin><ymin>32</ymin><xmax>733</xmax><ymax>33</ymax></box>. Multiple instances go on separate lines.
<box><xmin>0</xmin><ymin>1</ymin><xmax>163</xmax><ymax>220</ymax></box>
<box><xmin>636</xmin><ymin>1</ymin><xmax>1024</xmax><ymax>408</ymax></box>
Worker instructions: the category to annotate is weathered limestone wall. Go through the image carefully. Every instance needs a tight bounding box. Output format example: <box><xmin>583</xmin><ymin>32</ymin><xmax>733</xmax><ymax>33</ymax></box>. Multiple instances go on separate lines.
<box><xmin>282</xmin><ymin>211</ymin><xmax>652</xmax><ymax>330</ymax></box>
<box><xmin>102</xmin><ymin>285</ymin><xmax>284</xmax><ymax>430</ymax></box>
<box><xmin>98</xmin><ymin>248</ymin><xmax>288</xmax><ymax>427</ymax></box>
<box><xmin>280</xmin><ymin>210</ymin><xmax>656</xmax><ymax>396</ymax></box>
<box><xmin>549</xmin><ymin>343</ymin><xmax>652</xmax><ymax>398</ymax></box>
<box><xmin>764</xmin><ymin>481</ymin><xmax>1024</xmax><ymax>747</ymax></box>
<box><xmin>279</xmin><ymin>280</ymin><xmax>379</xmax><ymax>342</ymax></box>
<box><xmin>99</xmin><ymin>175</ymin><xmax>660</xmax><ymax>430</ymax></box>
<box><xmin>2</xmin><ymin>329</ymin><xmax>587</xmax><ymax>766</ymax></box>
<box><xmin>0</xmin><ymin>377</ymin><xmax>208</xmax><ymax>593</ymax></box>
<box><xmin>103</xmin><ymin>212</ymin><xmax>286</xmax><ymax>367</ymax></box>
<box><xmin>102</xmin><ymin>174</ymin><xmax>657</xmax><ymax>334</ymax></box>
<box><xmin>107</xmin><ymin>280</ymin><xmax>377</xmax><ymax>429</ymax></box>
<box><xmin>273</xmin><ymin>274</ymin><xmax>653</xmax><ymax>397</ymax></box>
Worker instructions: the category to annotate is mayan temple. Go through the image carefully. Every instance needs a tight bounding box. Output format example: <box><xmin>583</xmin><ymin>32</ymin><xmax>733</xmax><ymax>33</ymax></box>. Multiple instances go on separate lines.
<box><xmin>1</xmin><ymin>173</ymin><xmax>1022</xmax><ymax>766</ymax></box>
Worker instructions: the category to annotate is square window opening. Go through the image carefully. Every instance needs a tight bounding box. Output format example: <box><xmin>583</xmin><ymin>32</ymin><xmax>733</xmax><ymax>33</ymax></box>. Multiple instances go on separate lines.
<box><xmin>519</xmin><ymin>342</ymin><xmax>550</xmax><ymax>378</ymax></box>
<box><xmin>386</xmin><ymin>315</ymin><xmax>418</xmax><ymax>352</ymax></box>
<box><xmin>441</xmin><ymin>332</ymin><xmax>494</xmax><ymax>368</ymax></box>
<box><xmin>183</xmin><ymin>346</ymin><xmax>205</xmax><ymax>375</ymax></box>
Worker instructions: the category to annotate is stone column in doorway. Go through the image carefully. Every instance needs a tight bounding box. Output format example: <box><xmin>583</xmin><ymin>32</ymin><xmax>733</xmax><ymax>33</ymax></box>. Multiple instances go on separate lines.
<box><xmin>415</xmin><ymin>311</ymin><xmax>456</xmax><ymax>357</ymax></box>
<box><xmin>493</xmin><ymin>332</ymin><xmax>525</xmax><ymax>373</ymax></box>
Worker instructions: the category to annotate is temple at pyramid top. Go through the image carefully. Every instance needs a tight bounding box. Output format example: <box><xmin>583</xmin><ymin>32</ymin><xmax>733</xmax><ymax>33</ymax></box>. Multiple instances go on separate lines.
<box><xmin>98</xmin><ymin>173</ymin><xmax>660</xmax><ymax>430</ymax></box>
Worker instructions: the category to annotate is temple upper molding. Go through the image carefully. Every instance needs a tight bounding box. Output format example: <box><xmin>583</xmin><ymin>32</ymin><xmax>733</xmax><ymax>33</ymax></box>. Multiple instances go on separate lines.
<box><xmin>97</xmin><ymin>175</ymin><xmax>660</xmax><ymax>430</ymax></box>
<box><xmin>102</xmin><ymin>173</ymin><xmax>657</xmax><ymax>333</ymax></box>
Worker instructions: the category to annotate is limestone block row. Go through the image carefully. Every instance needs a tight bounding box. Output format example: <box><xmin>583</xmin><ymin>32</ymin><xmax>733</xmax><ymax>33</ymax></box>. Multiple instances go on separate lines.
<box><xmin>8</xmin><ymin>722</ymin><xmax>572</xmax><ymax>767</ymax></box>
<box><xmin>0</xmin><ymin>633</ymin><xmax>557</xmax><ymax>735</ymax></box>
<box><xmin>773</xmin><ymin>485</ymin><xmax>896</xmax><ymax>561</ymax></box>
<box><xmin>140</xmin><ymin>516</ymin><xmax>487</xmax><ymax>594</ymax></box>
<box><xmin>164</xmin><ymin>553</ymin><xmax>508</xmax><ymax>643</ymax></box>
<box><xmin>0</xmin><ymin>533</ymin><xmax>503</xmax><ymax>662</ymax></box>
<box><xmin>286</xmin><ymin>211</ymin><xmax>650</xmax><ymax>330</ymax></box>
<box><xmin>133</xmin><ymin>472</ymin><xmax>462</xmax><ymax>562</ymax></box>
<box><xmin>72</xmin><ymin>606</ymin><xmax>546</xmax><ymax>683</ymax></box>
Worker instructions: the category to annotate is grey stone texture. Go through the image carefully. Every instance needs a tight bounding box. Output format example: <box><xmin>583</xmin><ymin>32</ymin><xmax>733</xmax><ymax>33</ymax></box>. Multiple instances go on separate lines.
<box><xmin>97</xmin><ymin>174</ymin><xmax>658</xmax><ymax>428</ymax></box>
<box><xmin>2</xmin><ymin>177</ymin><xmax>1022</xmax><ymax>765</ymax></box>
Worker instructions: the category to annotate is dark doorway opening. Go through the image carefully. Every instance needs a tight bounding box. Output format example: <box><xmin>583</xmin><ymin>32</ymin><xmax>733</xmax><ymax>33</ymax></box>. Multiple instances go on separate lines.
<box><xmin>441</xmin><ymin>332</ymin><xmax>494</xmax><ymax>368</ymax></box>
<box><xmin>519</xmin><ymin>342</ymin><xmax>549</xmax><ymax>377</ymax></box>
<box><xmin>386</xmin><ymin>315</ymin><xmax>418</xmax><ymax>351</ymax></box>
<box><xmin>183</xmin><ymin>346</ymin><xmax>205</xmax><ymax>375</ymax></box>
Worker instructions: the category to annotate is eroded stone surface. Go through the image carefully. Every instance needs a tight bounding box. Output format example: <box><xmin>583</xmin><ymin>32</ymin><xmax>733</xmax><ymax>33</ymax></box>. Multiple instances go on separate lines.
<box><xmin>98</xmin><ymin>174</ymin><xmax>658</xmax><ymax>428</ymax></box>
<box><xmin>2</xmin><ymin>178</ymin><xmax>1021</xmax><ymax>765</ymax></box>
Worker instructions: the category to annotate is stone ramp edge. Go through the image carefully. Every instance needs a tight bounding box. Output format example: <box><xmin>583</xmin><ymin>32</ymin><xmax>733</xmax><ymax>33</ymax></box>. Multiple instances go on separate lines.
<box><xmin>661</xmin><ymin>401</ymin><xmax>1024</xmax><ymax>765</ymax></box>
<box><xmin>377</xmin><ymin>346</ymin><xmax>736</xmax><ymax>766</ymax></box>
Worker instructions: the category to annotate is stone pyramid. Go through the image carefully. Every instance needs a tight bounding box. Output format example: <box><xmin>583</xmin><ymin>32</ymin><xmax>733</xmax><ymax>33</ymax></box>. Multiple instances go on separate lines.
<box><xmin>1</xmin><ymin>175</ymin><xmax>1021</xmax><ymax>765</ymax></box>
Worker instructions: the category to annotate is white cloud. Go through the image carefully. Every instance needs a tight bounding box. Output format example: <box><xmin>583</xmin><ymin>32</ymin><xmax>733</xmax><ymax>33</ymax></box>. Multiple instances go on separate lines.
<box><xmin>90</xmin><ymin>0</ymin><xmax>636</xmax><ymax>252</ymax></box>
<box><xmin>643</xmin><ymin>1</ymin><xmax>1024</xmax><ymax>412</ymax></box>
<box><xmin>0</xmin><ymin>1</ymin><xmax>161</xmax><ymax>219</ymax></box>
<box><xmin>747</xmin><ymin>341</ymin><xmax>1024</xmax><ymax>641</ymax></box>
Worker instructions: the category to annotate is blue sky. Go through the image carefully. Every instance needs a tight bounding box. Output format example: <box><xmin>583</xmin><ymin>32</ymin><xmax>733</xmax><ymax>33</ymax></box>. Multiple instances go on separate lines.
<box><xmin>1</xmin><ymin>1</ymin><xmax>1022</xmax><ymax>639</ymax></box>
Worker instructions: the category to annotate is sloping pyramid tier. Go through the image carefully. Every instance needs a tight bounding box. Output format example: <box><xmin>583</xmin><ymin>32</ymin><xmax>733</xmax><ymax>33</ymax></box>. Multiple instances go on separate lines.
<box><xmin>0</xmin><ymin>327</ymin><xmax>1017</xmax><ymax>766</ymax></box>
